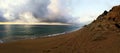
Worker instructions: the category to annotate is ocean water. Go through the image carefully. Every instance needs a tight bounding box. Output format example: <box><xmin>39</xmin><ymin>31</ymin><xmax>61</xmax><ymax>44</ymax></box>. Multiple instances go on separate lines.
<box><xmin>0</xmin><ymin>25</ymin><xmax>80</xmax><ymax>43</ymax></box>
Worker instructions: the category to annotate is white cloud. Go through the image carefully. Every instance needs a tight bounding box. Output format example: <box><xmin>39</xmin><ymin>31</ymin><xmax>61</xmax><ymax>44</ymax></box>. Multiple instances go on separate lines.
<box><xmin>0</xmin><ymin>0</ymin><xmax>75</xmax><ymax>24</ymax></box>
<box><xmin>48</xmin><ymin>0</ymin><xmax>59</xmax><ymax>13</ymax></box>
<box><xmin>16</xmin><ymin>12</ymin><xmax>39</xmax><ymax>23</ymax></box>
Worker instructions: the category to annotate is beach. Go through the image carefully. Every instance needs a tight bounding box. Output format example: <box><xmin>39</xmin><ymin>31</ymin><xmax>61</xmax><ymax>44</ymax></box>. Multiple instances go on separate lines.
<box><xmin>0</xmin><ymin>5</ymin><xmax>120</xmax><ymax>53</ymax></box>
<box><xmin>0</xmin><ymin>27</ymin><xmax>120</xmax><ymax>53</ymax></box>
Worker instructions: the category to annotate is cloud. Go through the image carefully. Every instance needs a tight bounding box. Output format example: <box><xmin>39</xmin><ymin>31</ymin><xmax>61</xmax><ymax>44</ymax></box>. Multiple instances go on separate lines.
<box><xmin>46</xmin><ymin>0</ymin><xmax>77</xmax><ymax>23</ymax></box>
<box><xmin>1</xmin><ymin>0</ymin><xmax>119</xmax><ymax>24</ymax></box>
<box><xmin>0</xmin><ymin>0</ymin><xmax>77</xmax><ymax>24</ymax></box>
<box><xmin>48</xmin><ymin>0</ymin><xmax>59</xmax><ymax>13</ymax></box>
<box><xmin>15</xmin><ymin>12</ymin><xmax>39</xmax><ymax>23</ymax></box>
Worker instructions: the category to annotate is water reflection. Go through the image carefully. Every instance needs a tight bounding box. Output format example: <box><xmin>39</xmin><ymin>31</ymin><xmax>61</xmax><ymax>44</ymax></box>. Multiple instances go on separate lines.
<box><xmin>0</xmin><ymin>25</ymin><xmax>80</xmax><ymax>42</ymax></box>
<box><xmin>3</xmin><ymin>25</ymin><xmax>33</xmax><ymax>41</ymax></box>
<box><xmin>4</xmin><ymin>25</ymin><xmax>12</xmax><ymax>40</ymax></box>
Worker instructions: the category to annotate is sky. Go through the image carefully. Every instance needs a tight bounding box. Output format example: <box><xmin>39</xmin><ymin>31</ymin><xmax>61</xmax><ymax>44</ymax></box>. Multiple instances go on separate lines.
<box><xmin>0</xmin><ymin>0</ymin><xmax>119</xmax><ymax>24</ymax></box>
<box><xmin>69</xmin><ymin>0</ymin><xmax>120</xmax><ymax>24</ymax></box>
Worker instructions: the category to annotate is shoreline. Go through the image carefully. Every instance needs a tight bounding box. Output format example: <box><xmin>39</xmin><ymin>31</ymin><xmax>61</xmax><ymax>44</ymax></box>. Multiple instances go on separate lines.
<box><xmin>0</xmin><ymin>27</ymin><xmax>83</xmax><ymax>44</ymax></box>
<box><xmin>0</xmin><ymin>28</ymin><xmax>80</xmax><ymax>44</ymax></box>
<box><xmin>0</xmin><ymin>27</ymin><xmax>84</xmax><ymax>53</ymax></box>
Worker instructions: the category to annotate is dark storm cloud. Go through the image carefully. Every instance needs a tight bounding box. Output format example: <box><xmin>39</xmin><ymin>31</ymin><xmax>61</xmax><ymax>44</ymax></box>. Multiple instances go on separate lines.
<box><xmin>0</xmin><ymin>11</ymin><xmax>6</xmax><ymax>22</ymax></box>
<box><xmin>26</xmin><ymin>0</ymin><xmax>50</xmax><ymax>18</ymax></box>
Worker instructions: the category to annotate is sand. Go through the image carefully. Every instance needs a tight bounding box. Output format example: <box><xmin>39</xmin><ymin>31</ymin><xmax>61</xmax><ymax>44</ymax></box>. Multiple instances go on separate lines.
<box><xmin>0</xmin><ymin>27</ymin><xmax>120</xmax><ymax>53</ymax></box>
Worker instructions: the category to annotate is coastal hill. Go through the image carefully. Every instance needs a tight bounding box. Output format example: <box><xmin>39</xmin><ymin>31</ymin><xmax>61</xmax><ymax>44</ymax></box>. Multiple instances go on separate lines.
<box><xmin>0</xmin><ymin>5</ymin><xmax>120</xmax><ymax>53</ymax></box>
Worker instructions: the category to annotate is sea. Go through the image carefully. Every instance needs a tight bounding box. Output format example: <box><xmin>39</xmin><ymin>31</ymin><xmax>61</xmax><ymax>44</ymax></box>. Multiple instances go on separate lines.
<box><xmin>0</xmin><ymin>25</ymin><xmax>81</xmax><ymax>43</ymax></box>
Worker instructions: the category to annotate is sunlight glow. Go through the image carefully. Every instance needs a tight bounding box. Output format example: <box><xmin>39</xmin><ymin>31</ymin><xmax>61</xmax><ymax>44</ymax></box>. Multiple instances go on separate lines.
<box><xmin>0</xmin><ymin>22</ymin><xmax>70</xmax><ymax>25</ymax></box>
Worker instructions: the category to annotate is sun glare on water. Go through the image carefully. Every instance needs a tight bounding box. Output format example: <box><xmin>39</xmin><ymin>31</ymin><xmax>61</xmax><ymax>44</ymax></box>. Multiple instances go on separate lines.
<box><xmin>0</xmin><ymin>22</ymin><xmax>70</xmax><ymax>25</ymax></box>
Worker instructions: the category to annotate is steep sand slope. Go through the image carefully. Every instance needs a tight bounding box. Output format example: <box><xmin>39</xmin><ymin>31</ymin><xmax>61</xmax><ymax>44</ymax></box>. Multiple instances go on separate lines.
<box><xmin>0</xmin><ymin>5</ymin><xmax>120</xmax><ymax>53</ymax></box>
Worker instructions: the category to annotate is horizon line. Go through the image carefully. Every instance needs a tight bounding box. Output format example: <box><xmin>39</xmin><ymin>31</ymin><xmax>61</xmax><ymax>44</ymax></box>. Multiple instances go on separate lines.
<box><xmin>0</xmin><ymin>22</ymin><xmax>71</xmax><ymax>25</ymax></box>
